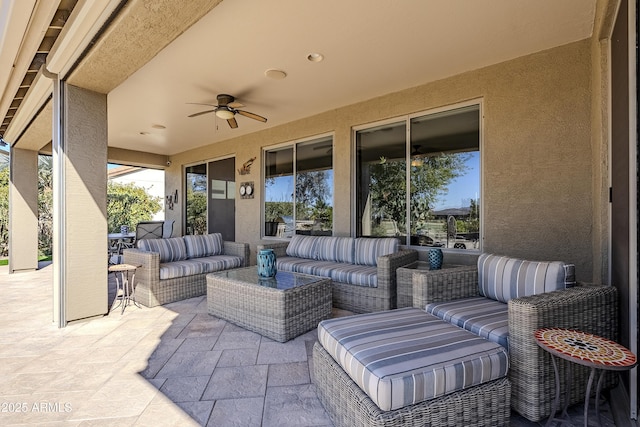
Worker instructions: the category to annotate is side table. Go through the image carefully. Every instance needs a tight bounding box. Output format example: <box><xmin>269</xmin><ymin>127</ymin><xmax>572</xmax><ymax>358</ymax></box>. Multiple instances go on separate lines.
<box><xmin>108</xmin><ymin>263</ymin><xmax>141</xmax><ymax>314</ymax></box>
<box><xmin>535</xmin><ymin>328</ymin><xmax>637</xmax><ymax>427</ymax></box>
<box><xmin>396</xmin><ymin>260</ymin><xmax>463</xmax><ymax>308</ymax></box>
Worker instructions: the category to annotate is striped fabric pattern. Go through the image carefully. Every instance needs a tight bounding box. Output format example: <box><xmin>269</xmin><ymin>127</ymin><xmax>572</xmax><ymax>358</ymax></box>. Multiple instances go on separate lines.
<box><xmin>285</xmin><ymin>235</ymin><xmax>319</xmax><ymax>259</ymax></box>
<box><xmin>137</xmin><ymin>237</ymin><xmax>187</xmax><ymax>263</ymax></box>
<box><xmin>197</xmin><ymin>255</ymin><xmax>243</xmax><ymax>272</ymax></box>
<box><xmin>329</xmin><ymin>263</ymin><xmax>378</xmax><ymax>287</ymax></box>
<box><xmin>354</xmin><ymin>237</ymin><xmax>399</xmax><ymax>266</ymax></box>
<box><xmin>315</xmin><ymin>237</ymin><xmax>355</xmax><ymax>263</ymax></box>
<box><xmin>478</xmin><ymin>253</ymin><xmax>576</xmax><ymax>303</ymax></box>
<box><xmin>183</xmin><ymin>233</ymin><xmax>224</xmax><ymax>258</ymax></box>
<box><xmin>318</xmin><ymin>308</ymin><xmax>509</xmax><ymax>411</ymax></box>
<box><xmin>425</xmin><ymin>297</ymin><xmax>510</xmax><ymax>349</ymax></box>
<box><xmin>159</xmin><ymin>255</ymin><xmax>243</xmax><ymax>280</ymax></box>
<box><xmin>159</xmin><ymin>259</ymin><xmax>207</xmax><ymax>280</ymax></box>
<box><xmin>277</xmin><ymin>257</ymin><xmax>378</xmax><ymax>287</ymax></box>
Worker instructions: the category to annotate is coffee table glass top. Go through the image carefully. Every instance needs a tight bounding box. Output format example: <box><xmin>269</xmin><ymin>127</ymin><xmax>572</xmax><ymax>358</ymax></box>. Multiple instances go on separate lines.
<box><xmin>535</xmin><ymin>327</ymin><xmax>637</xmax><ymax>369</ymax></box>
<box><xmin>213</xmin><ymin>266</ymin><xmax>324</xmax><ymax>290</ymax></box>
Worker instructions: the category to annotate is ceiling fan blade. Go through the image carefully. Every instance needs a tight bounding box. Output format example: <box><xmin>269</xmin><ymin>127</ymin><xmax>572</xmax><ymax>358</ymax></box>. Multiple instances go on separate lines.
<box><xmin>227</xmin><ymin>117</ymin><xmax>238</xmax><ymax>129</ymax></box>
<box><xmin>186</xmin><ymin>102</ymin><xmax>218</xmax><ymax>107</ymax></box>
<box><xmin>188</xmin><ymin>110</ymin><xmax>216</xmax><ymax>118</ymax></box>
<box><xmin>236</xmin><ymin>109</ymin><xmax>267</xmax><ymax>123</ymax></box>
<box><xmin>228</xmin><ymin>101</ymin><xmax>244</xmax><ymax>109</ymax></box>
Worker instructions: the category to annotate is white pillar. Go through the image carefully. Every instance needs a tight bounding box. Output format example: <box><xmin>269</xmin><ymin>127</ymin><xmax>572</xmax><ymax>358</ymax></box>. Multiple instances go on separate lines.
<box><xmin>52</xmin><ymin>80</ymin><xmax>108</xmax><ymax>326</ymax></box>
<box><xmin>8</xmin><ymin>147</ymin><xmax>39</xmax><ymax>272</ymax></box>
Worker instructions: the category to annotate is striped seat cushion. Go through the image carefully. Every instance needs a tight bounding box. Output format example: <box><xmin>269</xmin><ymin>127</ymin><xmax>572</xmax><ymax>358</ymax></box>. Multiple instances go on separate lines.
<box><xmin>137</xmin><ymin>237</ymin><xmax>187</xmax><ymax>262</ymax></box>
<box><xmin>354</xmin><ymin>237</ymin><xmax>399</xmax><ymax>266</ymax></box>
<box><xmin>478</xmin><ymin>253</ymin><xmax>576</xmax><ymax>303</ymax></box>
<box><xmin>277</xmin><ymin>257</ymin><xmax>378</xmax><ymax>287</ymax></box>
<box><xmin>425</xmin><ymin>297</ymin><xmax>510</xmax><ymax>349</ymax></box>
<box><xmin>318</xmin><ymin>308</ymin><xmax>509</xmax><ymax>411</ymax></box>
<box><xmin>159</xmin><ymin>259</ymin><xmax>208</xmax><ymax>280</ymax></box>
<box><xmin>183</xmin><ymin>233</ymin><xmax>224</xmax><ymax>258</ymax></box>
<box><xmin>197</xmin><ymin>255</ymin><xmax>243</xmax><ymax>273</ymax></box>
<box><xmin>159</xmin><ymin>256</ymin><xmax>243</xmax><ymax>280</ymax></box>
<box><xmin>329</xmin><ymin>263</ymin><xmax>378</xmax><ymax>287</ymax></box>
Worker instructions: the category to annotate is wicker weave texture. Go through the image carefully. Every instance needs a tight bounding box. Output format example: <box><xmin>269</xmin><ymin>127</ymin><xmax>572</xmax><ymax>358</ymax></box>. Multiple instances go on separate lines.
<box><xmin>207</xmin><ymin>267</ymin><xmax>332</xmax><ymax>342</ymax></box>
<box><xmin>412</xmin><ymin>265</ymin><xmax>478</xmax><ymax>308</ymax></box>
<box><xmin>397</xmin><ymin>261</ymin><xmax>465</xmax><ymax>308</ymax></box>
<box><xmin>508</xmin><ymin>284</ymin><xmax>618</xmax><ymax>422</ymax></box>
<box><xmin>312</xmin><ymin>342</ymin><xmax>511</xmax><ymax>427</ymax></box>
<box><xmin>123</xmin><ymin>241</ymin><xmax>249</xmax><ymax>307</ymax></box>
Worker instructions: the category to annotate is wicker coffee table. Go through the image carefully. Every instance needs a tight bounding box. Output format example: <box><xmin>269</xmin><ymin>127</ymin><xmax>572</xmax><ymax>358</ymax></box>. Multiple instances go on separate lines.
<box><xmin>207</xmin><ymin>267</ymin><xmax>332</xmax><ymax>342</ymax></box>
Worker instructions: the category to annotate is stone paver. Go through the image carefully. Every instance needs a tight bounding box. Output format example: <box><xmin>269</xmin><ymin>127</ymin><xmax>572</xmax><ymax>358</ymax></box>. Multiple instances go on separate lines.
<box><xmin>0</xmin><ymin>262</ymin><xmax>617</xmax><ymax>426</ymax></box>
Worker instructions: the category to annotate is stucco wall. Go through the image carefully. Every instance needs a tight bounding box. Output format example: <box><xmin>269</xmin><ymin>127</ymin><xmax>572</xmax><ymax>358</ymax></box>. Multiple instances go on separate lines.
<box><xmin>170</xmin><ymin>39</ymin><xmax>596</xmax><ymax>281</ymax></box>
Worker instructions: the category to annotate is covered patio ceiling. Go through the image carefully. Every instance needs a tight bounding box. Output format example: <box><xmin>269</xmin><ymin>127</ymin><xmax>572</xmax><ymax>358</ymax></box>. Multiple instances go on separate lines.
<box><xmin>1</xmin><ymin>0</ymin><xmax>597</xmax><ymax>157</ymax></box>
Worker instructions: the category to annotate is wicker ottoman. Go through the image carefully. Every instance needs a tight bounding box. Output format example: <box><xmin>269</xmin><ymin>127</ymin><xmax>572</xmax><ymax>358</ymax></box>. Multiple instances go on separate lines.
<box><xmin>313</xmin><ymin>308</ymin><xmax>511</xmax><ymax>427</ymax></box>
<box><xmin>207</xmin><ymin>267</ymin><xmax>331</xmax><ymax>342</ymax></box>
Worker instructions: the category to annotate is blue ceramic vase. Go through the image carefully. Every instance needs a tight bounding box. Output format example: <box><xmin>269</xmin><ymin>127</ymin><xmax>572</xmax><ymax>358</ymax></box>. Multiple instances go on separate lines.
<box><xmin>257</xmin><ymin>249</ymin><xmax>277</xmax><ymax>278</ymax></box>
<box><xmin>428</xmin><ymin>248</ymin><xmax>443</xmax><ymax>270</ymax></box>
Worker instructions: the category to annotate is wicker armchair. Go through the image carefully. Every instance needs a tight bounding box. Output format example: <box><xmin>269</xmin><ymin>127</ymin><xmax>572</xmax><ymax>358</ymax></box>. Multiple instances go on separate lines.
<box><xmin>412</xmin><ymin>264</ymin><xmax>618</xmax><ymax>422</ymax></box>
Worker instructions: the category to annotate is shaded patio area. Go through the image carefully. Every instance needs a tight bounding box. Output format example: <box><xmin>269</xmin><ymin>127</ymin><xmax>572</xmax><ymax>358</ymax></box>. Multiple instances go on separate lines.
<box><xmin>0</xmin><ymin>264</ymin><xmax>616</xmax><ymax>426</ymax></box>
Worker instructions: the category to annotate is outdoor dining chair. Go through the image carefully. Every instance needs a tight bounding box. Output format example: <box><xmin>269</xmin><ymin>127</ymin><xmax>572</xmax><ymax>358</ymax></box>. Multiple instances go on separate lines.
<box><xmin>135</xmin><ymin>221</ymin><xmax>164</xmax><ymax>241</ymax></box>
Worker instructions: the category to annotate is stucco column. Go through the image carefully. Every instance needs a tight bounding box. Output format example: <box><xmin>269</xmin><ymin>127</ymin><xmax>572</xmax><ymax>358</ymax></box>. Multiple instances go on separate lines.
<box><xmin>52</xmin><ymin>82</ymin><xmax>108</xmax><ymax>326</ymax></box>
<box><xmin>8</xmin><ymin>147</ymin><xmax>39</xmax><ymax>272</ymax></box>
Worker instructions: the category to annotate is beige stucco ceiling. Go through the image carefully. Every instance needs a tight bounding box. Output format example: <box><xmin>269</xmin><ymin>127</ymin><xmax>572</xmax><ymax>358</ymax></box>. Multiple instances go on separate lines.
<box><xmin>2</xmin><ymin>0</ymin><xmax>597</xmax><ymax>156</ymax></box>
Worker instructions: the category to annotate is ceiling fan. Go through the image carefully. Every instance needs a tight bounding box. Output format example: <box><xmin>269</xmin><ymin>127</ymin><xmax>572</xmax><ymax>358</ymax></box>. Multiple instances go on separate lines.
<box><xmin>187</xmin><ymin>94</ymin><xmax>267</xmax><ymax>129</ymax></box>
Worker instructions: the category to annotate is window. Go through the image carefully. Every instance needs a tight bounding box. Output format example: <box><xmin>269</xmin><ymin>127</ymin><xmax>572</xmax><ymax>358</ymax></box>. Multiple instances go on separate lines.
<box><xmin>356</xmin><ymin>103</ymin><xmax>480</xmax><ymax>250</ymax></box>
<box><xmin>185</xmin><ymin>163</ymin><xmax>207</xmax><ymax>235</ymax></box>
<box><xmin>264</xmin><ymin>135</ymin><xmax>333</xmax><ymax>237</ymax></box>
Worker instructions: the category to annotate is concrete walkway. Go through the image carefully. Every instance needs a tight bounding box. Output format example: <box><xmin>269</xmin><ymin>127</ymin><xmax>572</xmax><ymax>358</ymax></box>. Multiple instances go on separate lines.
<box><xmin>0</xmin><ymin>263</ymin><xmax>615</xmax><ymax>426</ymax></box>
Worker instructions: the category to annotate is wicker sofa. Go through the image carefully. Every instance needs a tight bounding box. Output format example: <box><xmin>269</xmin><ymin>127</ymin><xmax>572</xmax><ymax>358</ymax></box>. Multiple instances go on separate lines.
<box><xmin>123</xmin><ymin>233</ymin><xmax>249</xmax><ymax>307</ymax></box>
<box><xmin>412</xmin><ymin>253</ymin><xmax>618</xmax><ymax>422</ymax></box>
<box><xmin>258</xmin><ymin>235</ymin><xmax>417</xmax><ymax>313</ymax></box>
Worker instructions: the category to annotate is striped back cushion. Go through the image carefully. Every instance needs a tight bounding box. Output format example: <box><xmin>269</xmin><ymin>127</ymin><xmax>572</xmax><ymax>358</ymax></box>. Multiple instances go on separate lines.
<box><xmin>315</xmin><ymin>237</ymin><xmax>354</xmax><ymax>263</ymax></box>
<box><xmin>286</xmin><ymin>235</ymin><xmax>320</xmax><ymax>259</ymax></box>
<box><xmin>137</xmin><ymin>237</ymin><xmax>187</xmax><ymax>263</ymax></box>
<box><xmin>354</xmin><ymin>237</ymin><xmax>399</xmax><ymax>266</ymax></box>
<box><xmin>183</xmin><ymin>233</ymin><xmax>224</xmax><ymax>258</ymax></box>
<box><xmin>478</xmin><ymin>253</ymin><xmax>576</xmax><ymax>303</ymax></box>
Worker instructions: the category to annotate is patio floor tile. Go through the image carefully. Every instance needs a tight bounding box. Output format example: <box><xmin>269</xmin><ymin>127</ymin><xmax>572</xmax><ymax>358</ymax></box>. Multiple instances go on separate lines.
<box><xmin>202</xmin><ymin>365</ymin><xmax>268</xmax><ymax>400</ymax></box>
<box><xmin>206</xmin><ymin>397</ymin><xmax>264</xmax><ymax>427</ymax></box>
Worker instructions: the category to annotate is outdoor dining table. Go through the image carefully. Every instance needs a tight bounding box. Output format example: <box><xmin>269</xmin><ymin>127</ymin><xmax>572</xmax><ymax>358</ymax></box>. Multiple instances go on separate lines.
<box><xmin>108</xmin><ymin>232</ymin><xmax>135</xmax><ymax>251</ymax></box>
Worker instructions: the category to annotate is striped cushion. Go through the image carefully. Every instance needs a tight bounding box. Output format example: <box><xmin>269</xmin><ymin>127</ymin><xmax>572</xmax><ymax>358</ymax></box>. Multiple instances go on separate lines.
<box><xmin>159</xmin><ymin>259</ymin><xmax>207</xmax><ymax>280</ymax></box>
<box><xmin>315</xmin><ymin>236</ymin><xmax>355</xmax><ymax>263</ymax></box>
<box><xmin>425</xmin><ymin>297</ymin><xmax>510</xmax><ymax>349</ymax></box>
<box><xmin>183</xmin><ymin>233</ymin><xmax>224</xmax><ymax>258</ymax></box>
<box><xmin>137</xmin><ymin>237</ymin><xmax>187</xmax><ymax>263</ymax></box>
<box><xmin>159</xmin><ymin>256</ymin><xmax>243</xmax><ymax>280</ymax></box>
<box><xmin>318</xmin><ymin>308</ymin><xmax>509</xmax><ymax>411</ymax></box>
<box><xmin>354</xmin><ymin>237</ymin><xmax>399</xmax><ymax>266</ymax></box>
<box><xmin>285</xmin><ymin>235</ymin><xmax>320</xmax><ymax>259</ymax></box>
<box><xmin>277</xmin><ymin>257</ymin><xmax>378</xmax><ymax>287</ymax></box>
<box><xmin>478</xmin><ymin>253</ymin><xmax>576</xmax><ymax>303</ymax></box>
<box><xmin>197</xmin><ymin>255</ymin><xmax>243</xmax><ymax>272</ymax></box>
<box><xmin>329</xmin><ymin>264</ymin><xmax>378</xmax><ymax>287</ymax></box>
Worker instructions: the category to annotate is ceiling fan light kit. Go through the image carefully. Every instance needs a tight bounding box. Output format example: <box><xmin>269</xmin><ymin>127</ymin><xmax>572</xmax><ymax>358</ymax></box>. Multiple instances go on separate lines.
<box><xmin>215</xmin><ymin>108</ymin><xmax>235</xmax><ymax>120</ymax></box>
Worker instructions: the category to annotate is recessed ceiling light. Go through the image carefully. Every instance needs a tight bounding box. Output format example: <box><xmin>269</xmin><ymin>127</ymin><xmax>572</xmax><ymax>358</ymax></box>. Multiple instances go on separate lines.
<box><xmin>139</xmin><ymin>131</ymin><xmax>150</xmax><ymax>135</ymax></box>
<box><xmin>151</xmin><ymin>124</ymin><xmax>166</xmax><ymax>129</ymax></box>
<box><xmin>265</xmin><ymin>69</ymin><xmax>287</xmax><ymax>80</ymax></box>
<box><xmin>307</xmin><ymin>53</ymin><xmax>324</xmax><ymax>62</ymax></box>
